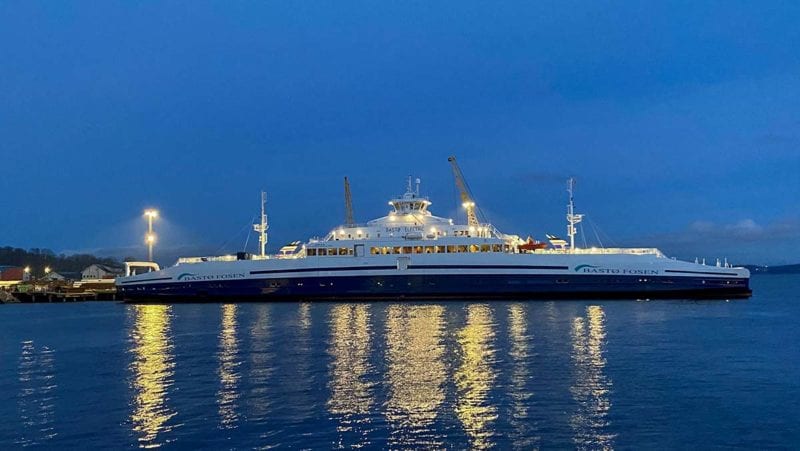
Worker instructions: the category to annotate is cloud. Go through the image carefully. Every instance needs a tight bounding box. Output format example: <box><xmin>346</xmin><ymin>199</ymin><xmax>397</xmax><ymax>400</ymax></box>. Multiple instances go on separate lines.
<box><xmin>633</xmin><ymin>217</ymin><xmax>800</xmax><ymax>264</ymax></box>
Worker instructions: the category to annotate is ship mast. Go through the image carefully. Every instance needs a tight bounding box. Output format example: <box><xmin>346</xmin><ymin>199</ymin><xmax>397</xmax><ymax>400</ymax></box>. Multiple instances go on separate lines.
<box><xmin>566</xmin><ymin>177</ymin><xmax>584</xmax><ymax>252</ymax></box>
<box><xmin>253</xmin><ymin>191</ymin><xmax>269</xmax><ymax>258</ymax></box>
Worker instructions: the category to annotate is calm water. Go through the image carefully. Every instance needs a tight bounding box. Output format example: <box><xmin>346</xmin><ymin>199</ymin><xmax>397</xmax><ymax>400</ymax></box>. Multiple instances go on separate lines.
<box><xmin>1</xmin><ymin>275</ymin><xmax>798</xmax><ymax>449</ymax></box>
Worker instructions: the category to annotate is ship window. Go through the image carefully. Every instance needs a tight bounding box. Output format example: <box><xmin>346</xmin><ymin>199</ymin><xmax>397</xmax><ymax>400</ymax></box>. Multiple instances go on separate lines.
<box><xmin>503</xmin><ymin>245</ymin><xmax>510</xmax><ymax>252</ymax></box>
<box><xmin>457</xmin><ymin>245</ymin><xmax>468</xmax><ymax>253</ymax></box>
<box><xmin>480</xmin><ymin>244</ymin><xmax>490</xmax><ymax>252</ymax></box>
<box><xmin>370</xmin><ymin>247</ymin><xmax>379</xmax><ymax>255</ymax></box>
<box><xmin>328</xmin><ymin>248</ymin><xmax>338</xmax><ymax>256</ymax></box>
<box><xmin>307</xmin><ymin>248</ymin><xmax>317</xmax><ymax>256</ymax></box>
<box><xmin>413</xmin><ymin>246</ymin><xmax>424</xmax><ymax>254</ymax></box>
<box><xmin>435</xmin><ymin>246</ymin><xmax>445</xmax><ymax>253</ymax></box>
<box><xmin>447</xmin><ymin>245</ymin><xmax>457</xmax><ymax>253</ymax></box>
<box><xmin>402</xmin><ymin>246</ymin><xmax>412</xmax><ymax>254</ymax></box>
<box><xmin>339</xmin><ymin>247</ymin><xmax>348</xmax><ymax>255</ymax></box>
<box><xmin>381</xmin><ymin>247</ymin><xmax>390</xmax><ymax>255</ymax></box>
<box><xmin>424</xmin><ymin>246</ymin><xmax>434</xmax><ymax>254</ymax></box>
<box><xmin>393</xmin><ymin>246</ymin><xmax>402</xmax><ymax>254</ymax></box>
<box><xmin>492</xmin><ymin>244</ymin><xmax>502</xmax><ymax>252</ymax></box>
<box><xmin>469</xmin><ymin>245</ymin><xmax>479</xmax><ymax>253</ymax></box>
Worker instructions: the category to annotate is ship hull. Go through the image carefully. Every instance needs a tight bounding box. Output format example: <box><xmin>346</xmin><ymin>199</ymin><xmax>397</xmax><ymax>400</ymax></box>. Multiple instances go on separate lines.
<box><xmin>118</xmin><ymin>272</ymin><xmax>751</xmax><ymax>301</ymax></box>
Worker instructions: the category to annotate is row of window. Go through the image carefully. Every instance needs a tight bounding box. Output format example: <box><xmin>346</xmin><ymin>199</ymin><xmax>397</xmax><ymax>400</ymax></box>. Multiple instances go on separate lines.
<box><xmin>307</xmin><ymin>247</ymin><xmax>356</xmax><ymax>256</ymax></box>
<box><xmin>307</xmin><ymin>244</ymin><xmax>512</xmax><ymax>256</ymax></box>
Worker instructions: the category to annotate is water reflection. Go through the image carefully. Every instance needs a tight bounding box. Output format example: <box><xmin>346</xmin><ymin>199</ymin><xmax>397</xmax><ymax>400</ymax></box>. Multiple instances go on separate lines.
<box><xmin>298</xmin><ymin>302</ymin><xmax>312</xmax><ymax>330</ymax></box>
<box><xmin>248</xmin><ymin>305</ymin><xmax>274</xmax><ymax>423</ymax></box>
<box><xmin>327</xmin><ymin>304</ymin><xmax>374</xmax><ymax>447</ymax></box>
<box><xmin>455</xmin><ymin>304</ymin><xmax>498</xmax><ymax>449</ymax></box>
<box><xmin>17</xmin><ymin>340</ymin><xmax>57</xmax><ymax>447</ymax></box>
<box><xmin>217</xmin><ymin>304</ymin><xmax>240</xmax><ymax>429</ymax></box>
<box><xmin>384</xmin><ymin>304</ymin><xmax>447</xmax><ymax>448</ymax></box>
<box><xmin>570</xmin><ymin>305</ymin><xmax>614</xmax><ymax>450</ymax></box>
<box><xmin>129</xmin><ymin>305</ymin><xmax>176</xmax><ymax>448</ymax></box>
<box><xmin>507</xmin><ymin>304</ymin><xmax>538</xmax><ymax>449</ymax></box>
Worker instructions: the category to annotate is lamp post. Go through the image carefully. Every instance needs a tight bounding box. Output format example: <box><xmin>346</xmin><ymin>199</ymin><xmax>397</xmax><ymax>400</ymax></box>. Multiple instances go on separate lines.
<box><xmin>23</xmin><ymin>266</ymin><xmax>31</xmax><ymax>282</ymax></box>
<box><xmin>144</xmin><ymin>209</ymin><xmax>158</xmax><ymax>262</ymax></box>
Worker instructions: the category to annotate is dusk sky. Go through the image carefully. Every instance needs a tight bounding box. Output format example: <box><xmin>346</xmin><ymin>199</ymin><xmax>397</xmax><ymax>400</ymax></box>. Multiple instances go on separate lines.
<box><xmin>1</xmin><ymin>2</ymin><xmax>799</xmax><ymax>265</ymax></box>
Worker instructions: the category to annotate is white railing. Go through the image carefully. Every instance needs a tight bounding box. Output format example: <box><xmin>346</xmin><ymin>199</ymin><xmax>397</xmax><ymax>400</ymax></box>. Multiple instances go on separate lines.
<box><xmin>176</xmin><ymin>254</ymin><xmax>280</xmax><ymax>264</ymax></box>
<box><xmin>534</xmin><ymin>247</ymin><xmax>664</xmax><ymax>257</ymax></box>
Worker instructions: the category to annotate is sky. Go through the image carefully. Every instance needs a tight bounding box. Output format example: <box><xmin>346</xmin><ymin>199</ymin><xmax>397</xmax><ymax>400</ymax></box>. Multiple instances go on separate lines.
<box><xmin>1</xmin><ymin>1</ymin><xmax>799</xmax><ymax>265</ymax></box>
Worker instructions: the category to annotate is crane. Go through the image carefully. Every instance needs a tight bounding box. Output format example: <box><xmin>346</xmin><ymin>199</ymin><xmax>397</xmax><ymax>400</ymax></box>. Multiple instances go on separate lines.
<box><xmin>447</xmin><ymin>156</ymin><xmax>479</xmax><ymax>227</ymax></box>
<box><xmin>344</xmin><ymin>176</ymin><xmax>355</xmax><ymax>226</ymax></box>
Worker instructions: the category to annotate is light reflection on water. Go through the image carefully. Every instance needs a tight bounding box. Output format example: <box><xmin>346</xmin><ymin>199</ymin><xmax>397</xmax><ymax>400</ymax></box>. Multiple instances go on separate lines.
<box><xmin>507</xmin><ymin>303</ymin><xmax>539</xmax><ymax>449</ymax></box>
<box><xmin>327</xmin><ymin>304</ymin><xmax>374</xmax><ymax>448</ymax></box>
<box><xmin>116</xmin><ymin>302</ymin><xmax>623</xmax><ymax>448</ymax></box>
<box><xmin>571</xmin><ymin>305</ymin><xmax>615</xmax><ymax>450</ymax></box>
<box><xmin>217</xmin><ymin>304</ymin><xmax>240</xmax><ymax>429</ymax></box>
<box><xmin>16</xmin><ymin>340</ymin><xmax>57</xmax><ymax>447</ymax></box>
<box><xmin>384</xmin><ymin>304</ymin><xmax>447</xmax><ymax>448</ymax></box>
<box><xmin>128</xmin><ymin>304</ymin><xmax>177</xmax><ymax>448</ymax></box>
<box><xmin>248</xmin><ymin>305</ymin><xmax>274</xmax><ymax>423</ymax></box>
<box><xmin>455</xmin><ymin>304</ymin><xmax>498</xmax><ymax>449</ymax></box>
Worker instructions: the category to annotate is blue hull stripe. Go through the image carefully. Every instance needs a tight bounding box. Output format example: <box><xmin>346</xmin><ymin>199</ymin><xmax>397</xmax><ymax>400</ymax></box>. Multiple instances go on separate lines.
<box><xmin>119</xmin><ymin>273</ymin><xmax>751</xmax><ymax>301</ymax></box>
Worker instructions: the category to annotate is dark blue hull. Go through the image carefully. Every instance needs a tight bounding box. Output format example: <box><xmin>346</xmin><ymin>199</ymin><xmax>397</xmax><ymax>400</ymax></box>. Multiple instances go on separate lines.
<box><xmin>119</xmin><ymin>273</ymin><xmax>751</xmax><ymax>301</ymax></box>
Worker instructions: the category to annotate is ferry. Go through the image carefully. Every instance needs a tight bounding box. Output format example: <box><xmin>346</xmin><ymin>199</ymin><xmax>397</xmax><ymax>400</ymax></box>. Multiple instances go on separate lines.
<box><xmin>117</xmin><ymin>158</ymin><xmax>751</xmax><ymax>301</ymax></box>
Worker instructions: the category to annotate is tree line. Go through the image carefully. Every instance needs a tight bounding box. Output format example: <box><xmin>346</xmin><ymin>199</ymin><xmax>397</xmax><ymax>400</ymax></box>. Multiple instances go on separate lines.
<box><xmin>0</xmin><ymin>247</ymin><xmax>124</xmax><ymax>274</ymax></box>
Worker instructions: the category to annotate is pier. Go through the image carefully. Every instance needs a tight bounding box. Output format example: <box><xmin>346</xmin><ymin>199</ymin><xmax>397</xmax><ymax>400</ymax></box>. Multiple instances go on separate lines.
<box><xmin>1</xmin><ymin>280</ymin><xmax>118</xmax><ymax>303</ymax></box>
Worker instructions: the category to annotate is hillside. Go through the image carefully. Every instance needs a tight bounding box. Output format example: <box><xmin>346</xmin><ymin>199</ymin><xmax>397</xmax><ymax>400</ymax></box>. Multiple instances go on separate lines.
<box><xmin>0</xmin><ymin>246</ymin><xmax>123</xmax><ymax>274</ymax></box>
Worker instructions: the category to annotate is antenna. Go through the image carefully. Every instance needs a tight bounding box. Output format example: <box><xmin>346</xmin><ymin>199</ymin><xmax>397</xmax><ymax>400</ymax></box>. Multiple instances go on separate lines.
<box><xmin>566</xmin><ymin>177</ymin><xmax>584</xmax><ymax>252</ymax></box>
<box><xmin>252</xmin><ymin>191</ymin><xmax>269</xmax><ymax>258</ymax></box>
<box><xmin>415</xmin><ymin>178</ymin><xmax>421</xmax><ymax>196</ymax></box>
<box><xmin>406</xmin><ymin>175</ymin><xmax>413</xmax><ymax>195</ymax></box>
<box><xmin>344</xmin><ymin>176</ymin><xmax>355</xmax><ymax>226</ymax></box>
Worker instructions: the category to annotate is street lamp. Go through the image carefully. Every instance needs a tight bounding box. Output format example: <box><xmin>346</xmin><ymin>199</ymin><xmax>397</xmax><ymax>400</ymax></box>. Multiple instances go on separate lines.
<box><xmin>144</xmin><ymin>209</ymin><xmax>159</xmax><ymax>261</ymax></box>
<box><xmin>44</xmin><ymin>266</ymin><xmax>51</xmax><ymax>275</ymax></box>
<box><xmin>23</xmin><ymin>266</ymin><xmax>31</xmax><ymax>281</ymax></box>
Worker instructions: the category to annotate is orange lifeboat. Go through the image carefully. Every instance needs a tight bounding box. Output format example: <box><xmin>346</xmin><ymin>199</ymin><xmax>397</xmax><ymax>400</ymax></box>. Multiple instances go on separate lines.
<box><xmin>518</xmin><ymin>236</ymin><xmax>548</xmax><ymax>252</ymax></box>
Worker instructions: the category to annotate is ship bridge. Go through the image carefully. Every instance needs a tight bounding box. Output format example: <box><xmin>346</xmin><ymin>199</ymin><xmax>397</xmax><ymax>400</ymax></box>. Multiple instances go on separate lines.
<box><xmin>312</xmin><ymin>177</ymin><xmax>508</xmax><ymax>250</ymax></box>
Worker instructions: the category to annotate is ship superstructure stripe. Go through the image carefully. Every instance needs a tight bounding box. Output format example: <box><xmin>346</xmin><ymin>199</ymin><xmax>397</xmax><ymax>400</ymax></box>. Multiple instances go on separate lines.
<box><xmin>664</xmin><ymin>269</ymin><xmax>741</xmax><ymax>276</ymax></box>
<box><xmin>250</xmin><ymin>264</ymin><xmax>568</xmax><ymax>275</ymax></box>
